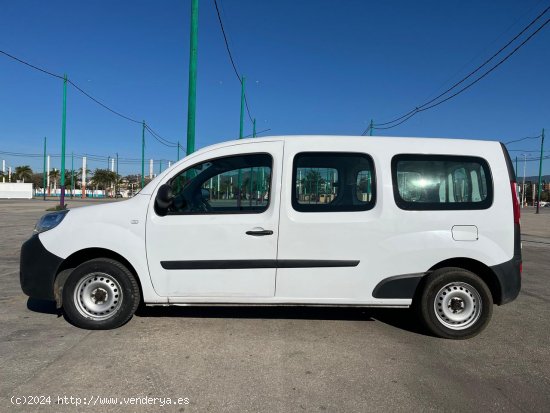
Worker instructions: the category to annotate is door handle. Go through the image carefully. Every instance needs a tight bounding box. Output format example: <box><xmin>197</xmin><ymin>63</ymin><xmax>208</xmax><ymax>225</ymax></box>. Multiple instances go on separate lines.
<box><xmin>246</xmin><ymin>229</ymin><xmax>274</xmax><ymax>236</ymax></box>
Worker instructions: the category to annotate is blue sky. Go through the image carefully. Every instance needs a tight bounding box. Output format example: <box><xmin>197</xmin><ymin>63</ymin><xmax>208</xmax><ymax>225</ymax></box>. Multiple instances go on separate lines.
<box><xmin>0</xmin><ymin>0</ymin><xmax>548</xmax><ymax>176</ymax></box>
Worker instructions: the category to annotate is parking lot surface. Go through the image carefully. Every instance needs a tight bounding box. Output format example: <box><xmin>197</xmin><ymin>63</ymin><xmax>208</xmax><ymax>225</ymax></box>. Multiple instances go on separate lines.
<box><xmin>1</xmin><ymin>199</ymin><xmax>549</xmax><ymax>412</ymax></box>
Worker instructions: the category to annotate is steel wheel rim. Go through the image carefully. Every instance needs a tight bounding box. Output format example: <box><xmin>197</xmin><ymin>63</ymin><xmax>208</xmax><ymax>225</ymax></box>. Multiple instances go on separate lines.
<box><xmin>434</xmin><ymin>282</ymin><xmax>482</xmax><ymax>330</ymax></box>
<box><xmin>73</xmin><ymin>272</ymin><xmax>122</xmax><ymax>320</ymax></box>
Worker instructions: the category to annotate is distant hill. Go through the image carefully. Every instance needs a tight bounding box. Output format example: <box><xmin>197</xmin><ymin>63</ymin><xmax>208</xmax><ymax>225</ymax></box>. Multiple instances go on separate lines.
<box><xmin>519</xmin><ymin>175</ymin><xmax>550</xmax><ymax>182</ymax></box>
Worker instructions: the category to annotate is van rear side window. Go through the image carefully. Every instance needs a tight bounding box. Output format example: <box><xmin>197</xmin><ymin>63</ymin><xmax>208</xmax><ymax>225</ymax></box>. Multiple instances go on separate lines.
<box><xmin>292</xmin><ymin>152</ymin><xmax>375</xmax><ymax>212</ymax></box>
<box><xmin>391</xmin><ymin>155</ymin><xmax>493</xmax><ymax>210</ymax></box>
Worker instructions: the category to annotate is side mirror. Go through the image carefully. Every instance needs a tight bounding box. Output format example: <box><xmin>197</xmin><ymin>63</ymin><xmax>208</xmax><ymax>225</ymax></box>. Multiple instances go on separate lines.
<box><xmin>201</xmin><ymin>188</ymin><xmax>210</xmax><ymax>200</ymax></box>
<box><xmin>155</xmin><ymin>184</ymin><xmax>173</xmax><ymax>211</ymax></box>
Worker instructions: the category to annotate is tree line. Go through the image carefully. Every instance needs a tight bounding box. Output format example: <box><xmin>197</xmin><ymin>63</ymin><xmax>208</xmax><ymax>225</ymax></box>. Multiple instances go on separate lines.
<box><xmin>0</xmin><ymin>165</ymin><xmax>132</xmax><ymax>191</ymax></box>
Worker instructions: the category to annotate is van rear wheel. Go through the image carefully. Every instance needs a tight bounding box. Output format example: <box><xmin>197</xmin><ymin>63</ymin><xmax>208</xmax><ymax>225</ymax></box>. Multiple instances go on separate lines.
<box><xmin>62</xmin><ymin>258</ymin><xmax>140</xmax><ymax>330</ymax></box>
<box><xmin>416</xmin><ymin>267</ymin><xmax>493</xmax><ymax>339</ymax></box>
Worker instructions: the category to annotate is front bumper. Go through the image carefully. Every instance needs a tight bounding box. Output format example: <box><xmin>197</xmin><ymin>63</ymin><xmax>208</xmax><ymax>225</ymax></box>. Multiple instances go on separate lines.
<box><xmin>20</xmin><ymin>234</ymin><xmax>63</xmax><ymax>301</ymax></box>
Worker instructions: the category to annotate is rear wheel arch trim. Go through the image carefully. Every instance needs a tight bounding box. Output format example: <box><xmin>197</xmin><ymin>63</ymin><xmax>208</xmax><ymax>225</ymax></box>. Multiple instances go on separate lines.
<box><xmin>372</xmin><ymin>257</ymin><xmax>500</xmax><ymax>303</ymax></box>
<box><xmin>425</xmin><ymin>258</ymin><xmax>501</xmax><ymax>304</ymax></box>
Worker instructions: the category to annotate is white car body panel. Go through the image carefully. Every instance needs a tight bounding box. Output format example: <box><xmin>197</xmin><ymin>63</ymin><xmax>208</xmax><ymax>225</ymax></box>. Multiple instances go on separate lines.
<box><xmin>146</xmin><ymin>141</ymin><xmax>284</xmax><ymax>298</ymax></box>
<box><xmin>37</xmin><ymin>136</ymin><xmax>514</xmax><ymax>307</ymax></box>
<box><xmin>276</xmin><ymin>138</ymin><xmax>511</xmax><ymax>305</ymax></box>
<box><xmin>39</xmin><ymin>194</ymin><xmax>166</xmax><ymax>303</ymax></box>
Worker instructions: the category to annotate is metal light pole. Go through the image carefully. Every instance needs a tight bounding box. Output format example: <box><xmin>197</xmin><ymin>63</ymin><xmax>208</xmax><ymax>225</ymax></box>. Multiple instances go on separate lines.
<box><xmin>536</xmin><ymin>128</ymin><xmax>545</xmax><ymax>214</ymax></box>
<box><xmin>522</xmin><ymin>153</ymin><xmax>527</xmax><ymax>208</ymax></box>
<box><xmin>141</xmin><ymin>120</ymin><xmax>146</xmax><ymax>189</ymax></box>
<box><xmin>237</xmin><ymin>76</ymin><xmax>246</xmax><ymax>207</ymax></box>
<box><xmin>116</xmin><ymin>152</ymin><xmax>119</xmax><ymax>195</ymax></box>
<box><xmin>186</xmin><ymin>0</ymin><xmax>199</xmax><ymax>155</ymax></box>
<box><xmin>59</xmin><ymin>74</ymin><xmax>68</xmax><ymax>208</ymax></box>
<box><xmin>82</xmin><ymin>156</ymin><xmax>87</xmax><ymax>198</ymax></box>
<box><xmin>239</xmin><ymin>76</ymin><xmax>246</xmax><ymax>139</ymax></box>
<box><xmin>47</xmin><ymin>155</ymin><xmax>50</xmax><ymax>196</ymax></box>
<box><xmin>42</xmin><ymin>137</ymin><xmax>47</xmax><ymax>201</ymax></box>
<box><xmin>369</xmin><ymin>119</ymin><xmax>374</xmax><ymax>136</ymax></box>
<box><xmin>71</xmin><ymin>151</ymin><xmax>74</xmax><ymax>198</ymax></box>
<box><xmin>253</xmin><ymin>118</ymin><xmax>256</xmax><ymax>138</ymax></box>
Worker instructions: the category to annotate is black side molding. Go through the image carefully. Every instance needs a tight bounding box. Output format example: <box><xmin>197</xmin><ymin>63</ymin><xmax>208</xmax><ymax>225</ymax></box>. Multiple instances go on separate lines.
<box><xmin>372</xmin><ymin>273</ymin><xmax>423</xmax><ymax>299</ymax></box>
<box><xmin>161</xmin><ymin>259</ymin><xmax>360</xmax><ymax>270</ymax></box>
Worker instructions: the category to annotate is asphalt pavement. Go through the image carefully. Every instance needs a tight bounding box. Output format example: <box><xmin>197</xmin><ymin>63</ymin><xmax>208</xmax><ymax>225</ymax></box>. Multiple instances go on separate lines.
<box><xmin>1</xmin><ymin>198</ymin><xmax>549</xmax><ymax>412</ymax></box>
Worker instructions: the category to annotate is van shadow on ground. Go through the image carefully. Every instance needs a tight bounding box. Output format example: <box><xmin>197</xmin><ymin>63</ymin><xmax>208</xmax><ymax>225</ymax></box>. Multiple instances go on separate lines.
<box><xmin>25</xmin><ymin>297</ymin><xmax>427</xmax><ymax>336</ymax></box>
<box><xmin>135</xmin><ymin>305</ymin><xmax>427</xmax><ymax>336</ymax></box>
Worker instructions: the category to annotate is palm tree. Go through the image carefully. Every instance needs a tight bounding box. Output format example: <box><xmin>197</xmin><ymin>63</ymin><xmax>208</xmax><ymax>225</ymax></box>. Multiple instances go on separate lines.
<box><xmin>49</xmin><ymin>169</ymin><xmax>60</xmax><ymax>189</ymax></box>
<box><xmin>77</xmin><ymin>167</ymin><xmax>91</xmax><ymax>180</ymax></box>
<box><xmin>91</xmin><ymin>169</ymin><xmax>117</xmax><ymax>192</ymax></box>
<box><xmin>300</xmin><ymin>169</ymin><xmax>325</xmax><ymax>202</ymax></box>
<box><xmin>63</xmin><ymin>169</ymin><xmax>77</xmax><ymax>187</ymax></box>
<box><xmin>15</xmin><ymin>165</ymin><xmax>33</xmax><ymax>182</ymax></box>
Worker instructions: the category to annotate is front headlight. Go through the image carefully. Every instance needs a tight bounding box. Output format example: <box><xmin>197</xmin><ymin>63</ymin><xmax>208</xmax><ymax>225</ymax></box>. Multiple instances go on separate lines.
<box><xmin>33</xmin><ymin>210</ymin><xmax>69</xmax><ymax>234</ymax></box>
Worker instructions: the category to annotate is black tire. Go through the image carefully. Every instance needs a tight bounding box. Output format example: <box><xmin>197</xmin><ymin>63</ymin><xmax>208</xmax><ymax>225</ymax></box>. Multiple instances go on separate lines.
<box><xmin>415</xmin><ymin>267</ymin><xmax>493</xmax><ymax>339</ymax></box>
<box><xmin>62</xmin><ymin>258</ymin><xmax>140</xmax><ymax>330</ymax></box>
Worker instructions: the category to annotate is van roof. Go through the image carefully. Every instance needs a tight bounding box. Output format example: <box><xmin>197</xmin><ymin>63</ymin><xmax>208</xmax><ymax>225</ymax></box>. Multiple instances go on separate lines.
<box><xmin>187</xmin><ymin>135</ymin><xmax>502</xmax><ymax>157</ymax></box>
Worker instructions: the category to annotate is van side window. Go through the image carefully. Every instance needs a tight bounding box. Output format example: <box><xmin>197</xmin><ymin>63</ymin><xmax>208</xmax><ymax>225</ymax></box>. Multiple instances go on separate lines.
<box><xmin>292</xmin><ymin>152</ymin><xmax>376</xmax><ymax>212</ymax></box>
<box><xmin>392</xmin><ymin>155</ymin><xmax>493</xmax><ymax>210</ymax></box>
<box><xmin>164</xmin><ymin>153</ymin><xmax>272</xmax><ymax>215</ymax></box>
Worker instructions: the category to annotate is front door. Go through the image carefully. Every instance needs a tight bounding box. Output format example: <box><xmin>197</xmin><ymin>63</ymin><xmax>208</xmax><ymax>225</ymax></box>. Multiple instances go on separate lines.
<box><xmin>146</xmin><ymin>142</ymin><xmax>283</xmax><ymax>299</ymax></box>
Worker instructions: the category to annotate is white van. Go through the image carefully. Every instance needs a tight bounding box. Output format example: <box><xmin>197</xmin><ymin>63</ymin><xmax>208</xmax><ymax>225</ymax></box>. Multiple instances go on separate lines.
<box><xmin>20</xmin><ymin>136</ymin><xmax>522</xmax><ymax>339</ymax></box>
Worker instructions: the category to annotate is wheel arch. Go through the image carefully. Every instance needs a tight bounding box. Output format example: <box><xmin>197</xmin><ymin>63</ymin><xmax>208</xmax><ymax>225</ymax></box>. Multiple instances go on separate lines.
<box><xmin>425</xmin><ymin>257</ymin><xmax>503</xmax><ymax>305</ymax></box>
<box><xmin>54</xmin><ymin>248</ymin><xmax>144</xmax><ymax>307</ymax></box>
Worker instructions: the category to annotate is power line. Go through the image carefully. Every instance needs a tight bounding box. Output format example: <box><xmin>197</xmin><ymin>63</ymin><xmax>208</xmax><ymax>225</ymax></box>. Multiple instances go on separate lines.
<box><xmin>417</xmin><ymin>0</ymin><xmax>547</xmax><ymax>106</ymax></box>
<box><xmin>0</xmin><ymin>149</ymin><xmax>174</xmax><ymax>165</ymax></box>
<box><xmin>0</xmin><ymin>48</ymin><xmax>178</xmax><ymax>143</ymax></box>
<box><xmin>362</xmin><ymin>123</ymin><xmax>372</xmax><ymax>136</ymax></box>
<box><xmin>212</xmin><ymin>0</ymin><xmax>255</xmax><ymax>124</ymax></box>
<box><xmin>3</xmin><ymin>145</ymin><xmax>547</xmax><ymax>166</ymax></box>
<box><xmin>374</xmin><ymin>6</ymin><xmax>549</xmax><ymax>128</ymax></box>
<box><xmin>213</xmin><ymin>0</ymin><xmax>240</xmax><ymax>82</ymax></box>
<box><xmin>525</xmin><ymin>155</ymin><xmax>550</xmax><ymax>162</ymax></box>
<box><xmin>373</xmin><ymin>17</ymin><xmax>550</xmax><ymax>131</ymax></box>
<box><xmin>504</xmin><ymin>135</ymin><xmax>542</xmax><ymax>145</ymax></box>
<box><xmin>67</xmin><ymin>80</ymin><xmax>141</xmax><ymax>124</ymax></box>
<box><xmin>367</xmin><ymin>7</ymin><xmax>550</xmax><ymax>132</ymax></box>
<box><xmin>508</xmin><ymin>149</ymin><xmax>550</xmax><ymax>153</ymax></box>
<box><xmin>144</xmin><ymin>124</ymin><xmax>178</xmax><ymax>147</ymax></box>
<box><xmin>0</xmin><ymin>50</ymin><xmax>64</xmax><ymax>80</ymax></box>
<box><xmin>242</xmin><ymin>128</ymin><xmax>271</xmax><ymax>138</ymax></box>
<box><xmin>243</xmin><ymin>95</ymin><xmax>254</xmax><ymax>123</ymax></box>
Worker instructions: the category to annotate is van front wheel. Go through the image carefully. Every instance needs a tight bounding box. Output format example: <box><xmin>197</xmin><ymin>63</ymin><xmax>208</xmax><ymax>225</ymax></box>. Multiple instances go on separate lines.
<box><xmin>62</xmin><ymin>258</ymin><xmax>140</xmax><ymax>330</ymax></box>
<box><xmin>416</xmin><ymin>268</ymin><xmax>493</xmax><ymax>339</ymax></box>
